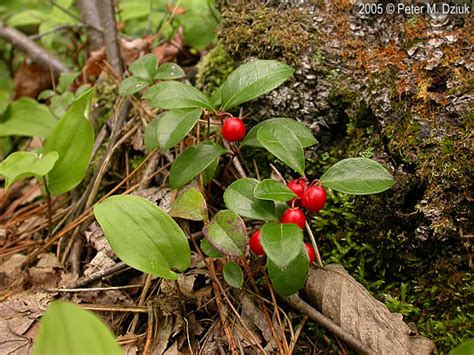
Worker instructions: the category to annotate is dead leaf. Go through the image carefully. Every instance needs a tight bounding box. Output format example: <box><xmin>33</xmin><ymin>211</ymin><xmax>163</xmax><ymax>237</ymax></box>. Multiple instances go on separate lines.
<box><xmin>166</xmin><ymin>4</ymin><xmax>186</xmax><ymax>15</ymax></box>
<box><xmin>152</xmin><ymin>28</ymin><xmax>183</xmax><ymax>64</ymax></box>
<box><xmin>306</xmin><ymin>264</ymin><xmax>436</xmax><ymax>355</ymax></box>
<box><xmin>13</xmin><ymin>61</ymin><xmax>53</xmax><ymax>99</ymax></box>
<box><xmin>0</xmin><ymin>254</ymin><xmax>27</xmax><ymax>288</ymax></box>
<box><xmin>28</xmin><ymin>253</ymin><xmax>62</xmax><ymax>288</ymax></box>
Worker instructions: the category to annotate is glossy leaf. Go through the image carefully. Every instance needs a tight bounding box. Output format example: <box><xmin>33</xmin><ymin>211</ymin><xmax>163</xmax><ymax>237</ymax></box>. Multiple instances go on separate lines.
<box><xmin>267</xmin><ymin>247</ymin><xmax>309</xmax><ymax>296</ymax></box>
<box><xmin>144</xmin><ymin>81</ymin><xmax>213</xmax><ymax>110</ymax></box>
<box><xmin>155</xmin><ymin>63</ymin><xmax>186</xmax><ymax>80</ymax></box>
<box><xmin>170</xmin><ymin>188</ymin><xmax>208</xmax><ymax>221</ymax></box>
<box><xmin>202</xmin><ymin>157</ymin><xmax>219</xmax><ymax>184</ymax></box>
<box><xmin>224</xmin><ymin>178</ymin><xmax>276</xmax><ymax>220</ymax></box>
<box><xmin>32</xmin><ymin>301</ymin><xmax>121</xmax><ymax>355</ymax></box>
<box><xmin>0</xmin><ymin>98</ymin><xmax>57</xmax><ymax>138</ymax></box>
<box><xmin>57</xmin><ymin>71</ymin><xmax>80</xmax><ymax>94</ymax></box>
<box><xmin>450</xmin><ymin>339</ymin><xmax>474</xmax><ymax>355</ymax></box>
<box><xmin>203</xmin><ymin>210</ymin><xmax>247</xmax><ymax>256</ymax></box>
<box><xmin>257</xmin><ymin>121</ymin><xmax>305</xmax><ymax>175</ymax></box>
<box><xmin>320</xmin><ymin>158</ymin><xmax>395</xmax><ymax>195</ymax></box>
<box><xmin>254</xmin><ymin>179</ymin><xmax>296</xmax><ymax>202</ymax></box>
<box><xmin>169</xmin><ymin>142</ymin><xmax>226</xmax><ymax>189</ymax></box>
<box><xmin>129</xmin><ymin>54</ymin><xmax>158</xmax><ymax>82</ymax></box>
<box><xmin>260</xmin><ymin>223</ymin><xmax>304</xmax><ymax>269</ymax></box>
<box><xmin>223</xmin><ymin>261</ymin><xmax>244</xmax><ymax>288</ymax></box>
<box><xmin>241</xmin><ymin>117</ymin><xmax>316</xmax><ymax>148</ymax></box>
<box><xmin>94</xmin><ymin>195</ymin><xmax>191</xmax><ymax>280</ymax></box>
<box><xmin>220</xmin><ymin>60</ymin><xmax>294</xmax><ymax>110</ymax></box>
<box><xmin>200</xmin><ymin>239</ymin><xmax>223</xmax><ymax>258</ymax></box>
<box><xmin>44</xmin><ymin>88</ymin><xmax>94</xmax><ymax>195</ymax></box>
<box><xmin>144</xmin><ymin>109</ymin><xmax>202</xmax><ymax>151</ymax></box>
<box><xmin>0</xmin><ymin>151</ymin><xmax>58</xmax><ymax>190</ymax></box>
<box><xmin>119</xmin><ymin>76</ymin><xmax>150</xmax><ymax>95</ymax></box>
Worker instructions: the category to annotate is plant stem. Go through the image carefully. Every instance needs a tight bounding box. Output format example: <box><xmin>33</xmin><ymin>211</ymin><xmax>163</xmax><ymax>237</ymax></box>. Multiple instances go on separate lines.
<box><xmin>305</xmin><ymin>221</ymin><xmax>323</xmax><ymax>267</ymax></box>
<box><xmin>43</xmin><ymin>177</ymin><xmax>53</xmax><ymax>236</ymax></box>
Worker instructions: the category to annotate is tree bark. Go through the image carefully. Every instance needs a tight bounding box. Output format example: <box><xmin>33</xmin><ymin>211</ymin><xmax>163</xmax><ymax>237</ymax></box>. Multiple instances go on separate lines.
<box><xmin>75</xmin><ymin>0</ymin><xmax>104</xmax><ymax>52</ymax></box>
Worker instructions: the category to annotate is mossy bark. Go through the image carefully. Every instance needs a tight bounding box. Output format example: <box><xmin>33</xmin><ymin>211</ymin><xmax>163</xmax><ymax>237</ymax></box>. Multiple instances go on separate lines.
<box><xmin>199</xmin><ymin>0</ymin><xmax>473</xmax><ymax>350</ymax></box>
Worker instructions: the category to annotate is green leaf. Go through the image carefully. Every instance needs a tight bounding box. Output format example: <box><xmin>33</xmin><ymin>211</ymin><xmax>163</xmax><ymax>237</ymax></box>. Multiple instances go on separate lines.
<box><xmin>119</xmin><ymin>76</ymin><xmax>150</xmax><ymax>96</ymax></box>
<box><xmin>257</xmin><ymin>121</ymin><xmax>305</xmax><ymax>175</ymax></box>
<box><xmin>33</xmin><ymin>301</ymin><xmax>121</xmax><ymax>355</ymax></box>
<box><xmin>37</xmin><ymin>89</ymin><xmax>55</xmax><ymax>101</ymax></box>
<box><xmin>129</xmin><ymin>54</ymin><xmax>158</xmax><ymax>82</ymax></box>
<box><xmin>155</xmin><ymin>63</ymin><xmax>186</xmax><ymax>80</ymax></box>
<box><xmin>450</xmin><ymin>339</ymin><xmax>474</xmax><ymax>355</ymax></box>
<box><xmin>260</xmin><ymin>223</ymin><xmax>304</xmax><ymax>269</ymax></box>
<box><xmin>144</xmin><ymin>109</ymin><xmax>202</xmax><ymax>151</ymax></box>
<box><xmin>267</xmin><ymin>247</ymin><xmax>309</xmax><ymax>296</ymax></box>
<box><xmin>0</xmin><ymin>98</ymin><xmax>57</xmax><ymax>138</ymax></box>
<box><xmin>220</xmin><ymin>60</ymin><xmax>294</xmax><ymax>110</ymax></box>
<box><xmin>44</xmin><ymin>88</ymin><xmax>94</xmax><ymax>195</ymax></box>
<box><xmin>241</xmin><ymin>117</ymin><xmax>316</xmax><ymax>148</ymax></box>
<box><xmin>320</xmin><ymin>158</ymin><xmax>395</xmax><ymax>195</ymax></box>
<box><xmin>170</xmin><ymin>188</ymin><xmax>208</xmax><ymax>221</ymax></box>
<box><xmin>223</xmin><ymin>261</ymin><xmax>244</xmax><ymax>288</ymax></box>
<box><xmin>8</xmin><ymin>10</ymin><xmax>46</xmax><ymax>27</ymax></box>
<box><xmin>169</xmin><ymin>142</ymin><xmax>226</xmax><ymax>189</ymax></box>
<box><xmin>57</xmin><ymin>71</ymin><xmax>80</xmax><ymax>94</ymax></box>
<box><xmin>254</xmin><ymin>179</ymin><xmax>296</xmax><ymax>202</ymax></box>
<box><xmin>202</xmin><ymin>157</ymin><xmax>219</xmax><ymax>185</ymax></box>
<box><xmin>0</xmin><ymin>151</ymin><xmax>58</xmax><ymax>190</ymax></box>
<box><xmin>94</xmin><ymin>195</ymin><xmax>191</xmax><ymax>280</ymax></box>
<box><xmin>200</xmin><ymin>238</ymin><xmax>223</xmax><ymax>258</ymax></box>
<box><xmin>203</xmin><ymin>210</ymin><xmax>247</xmax><ymax>256</ymax></box>
<box><xmin>144</xmin><ymin>81</ymin><xmax>213</xmax><ymax>110</ymax></box>
<box><xmin>224</xmin><ymin>178</ymin><xmax>276</xmax><ymax>220</ymax></box>
<box><xmin>50</xmin><ymin>91</ymin><xmax>74</xmax><ymax>118</ymax></box>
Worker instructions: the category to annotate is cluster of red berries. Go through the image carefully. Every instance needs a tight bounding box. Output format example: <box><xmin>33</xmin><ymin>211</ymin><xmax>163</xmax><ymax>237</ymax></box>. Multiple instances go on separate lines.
<box><xmin>249</xmin><ymin>178</ymin><xmax>327</xmax><ymax>264</ymax></box>
<box><xmin>221</xmin><ymin>117</ymin><xmax>246</xmax><ymax>142</ymax></box>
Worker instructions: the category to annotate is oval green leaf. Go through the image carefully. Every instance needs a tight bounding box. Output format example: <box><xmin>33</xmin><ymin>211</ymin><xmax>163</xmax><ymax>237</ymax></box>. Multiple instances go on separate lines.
<box><xmin>129</xmin><ymin>53</ymin><xmax>157</xmax><ymax>82</ymax></box>
<box><xmin>169</xmin><ymin>142</ymin><xmax>226</xmax><ymax>189</ymax></box>
<box><xmin>144</xmin><ymin>109</ymin><xmax>202</xmax><ymax>151</ymax></box>
<box><xmin>0</xmin><ymin>151</ymin><xmax>58</xmax><ymax>190</ymax></box>
<box><xmin>267</xmin><ymin>247</ymin><xmax>309</xmax><ymax>296</ymax></box>
<box><xmin>170</xmin><ymin>188</ymin><xmax>208</xmax><ymax>221</ymax></box>
<box><xmin>223</xmin><ymin>178</ymin><xmax>276</xmax><ymax>221</ymax></box>
<box><xmin>320</xmin><ymin>158</ymin><xmax>395</xmax><ymax>195</ymax></box>
<box><xmin>260</xmin><ymin>222</ymin><xmax>304</xmax><ymax>269</ymax></box>
<box><xmin>257</xmin><ymin>121</ymin><xmax>305</xmax><ymax>175</ymax></box>
<box><xmin>44</xmin><ymin>88</ymin><xmax>95</xmax><ymax>195</ymax></box>
<box><xmin>450</xmin><ymin>339</ymin><xmax>474</xmax><ymax>355</ymax></box>
<box><xmin>155</xmin><ymin>63</ymin><xmax>186</xmax><ymax>80</ymax></box>
<box><xmin>220</xmin><ymin>60</ymin><xmax>294</xmax><ymax>110</ymax></box>
<box><xmin>223</xmin><ymin>261</ymin><xmax>244</xmax><ymax>289</ymax></box>
<box><xmin>94</xmin><ymin>195</ymin><xmax>191</xmax><ymax>280</ymax></box>
<box><xmin>254</xmin><ymin>179</ymin><xmax>296</xmax><ymax>202</ymax></box>
<box><xmin>203</xmin><ymin>210</ymin><xmax>247</xmax><ymax>256</ymax></box>
<box><xmin>119</xmin><ymin>76</ymin><xmax>150</xmax><ymax>95</ymax></box>
<box><xmin>33</xmin><ymin>301</ymin><xmax>121</xmax><ymax>355</ymax></box>
<box><xmin>0</xmin><ymin>98</ymin><xmax>57</xmax><ymax>138</ymax></box>
<box><xmin>143</xmin><ymin>81</ymin><xmax>213</xmax><ymax>110</ymax></box>
<box><xmin>202</xmin><ymin>157</ymin><xmax>219</xmax><ymax>185</ymax></box>
<box><xmin>241</xmin><ymin>117</ymin><xmax>316</xmax><ymax>148</ymax></box>
<box><xmin>200</xmin><ymin>238</ymin><xmax>223</xmax><ymax>258</ymax></box>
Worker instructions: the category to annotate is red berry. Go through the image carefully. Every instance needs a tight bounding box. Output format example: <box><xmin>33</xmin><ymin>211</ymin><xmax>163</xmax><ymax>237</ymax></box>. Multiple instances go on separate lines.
<box><xmin>222</xmin><ymin>117</ymin><xmax>246</xmax><ymax>142</ymax></box>
<box><xmin>249</xmin><ymin>230</ymin><xmax>265</xmax><ymax>256</ymax></box>
<box><xmin>305</xmin><ymin>242</ymin><xmax>315</xmax><ymax>264</ymax></box>
<box><xmin>302</xmin><ymin>186</ymin><xmax>326</xmax><ymax>213</ymax></box>
<box><xmin>281</xmin><ymin>208</ymin><xmax>306</xmax><ymax>230</ymax></box>
<box><xmin>287</xmin><ymin>178</ymin><xmax>307</xmax><ymax>199</ymax></box>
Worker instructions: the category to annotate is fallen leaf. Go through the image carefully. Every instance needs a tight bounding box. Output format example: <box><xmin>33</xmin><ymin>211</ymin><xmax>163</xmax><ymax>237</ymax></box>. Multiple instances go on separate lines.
<box><xmin>13</xmin><ymin>61</ymin><xmax>53</xmax><ymax>99</ymax></box>
<box><xmin>152</xmin><ymin>28</ymin><xmax>184</xmax><ymax>64</ymax></box>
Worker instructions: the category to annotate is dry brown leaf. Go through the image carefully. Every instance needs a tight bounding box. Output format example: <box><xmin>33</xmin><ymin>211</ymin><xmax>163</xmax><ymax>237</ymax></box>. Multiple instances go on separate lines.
<box><xmin>13</xmin><ymin>61</ymin><xmax>53</xmax><ymax>99</ymax></box>
<box><xmin>306</xmin><ymin>264</ymin><xmax>436</xmax><ymax>355</ymax></box>
<box><xmin>152</xmin><ymin>28</ymin><xmax>183</xmax><ymax>64</ymax></box>
<box><xmin>0</xmin><ymin>254</ymin><xmax>27</xmax><ymax>288</ymax></box>
<box><xmin>28</xmin><ymin>253</ymin><xmax>62</xmax><ymax>288</ymax></box>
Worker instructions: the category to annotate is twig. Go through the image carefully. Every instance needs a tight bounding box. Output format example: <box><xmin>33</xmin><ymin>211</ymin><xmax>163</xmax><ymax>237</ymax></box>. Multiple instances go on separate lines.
<box><xmin>305</xmin><ymin>221</ymin><xmax>323</xmax><ymax>267</ymax></box>
<box><xmin>62</xmin><ymin>262</ymin><xmax>128</xmax><ymax>289</ymax></box>
<box><xmin>129</xmin><ymin>273</ymin><xmax>152</xmax><ymax>334</ymax></box>
<box><xmin>29</xmin><ymin>24</ymin><xmax>84</xmax><ymax>41</ymax></box>
<box><xmin>80</xmin><ymin>304</ymin><xmax>148</xmax><ymax>313</ymax></box>
<box><xmin>288</xmin><ymin>316</ymin><xmax>307</xmax><ymax>353</ymax></box>
<box><xmin>283</xmin><ymin>295</ymin><xmax>373</xmax><ymax>354</ymax></box>
<box><xmin>49</xmin><ymin>284</ymin><xmax>142</xmax><ymax>292</ymax></box>
<box><xmin>142</xmin><ymin>302</ymin><xmax>154</xmax><ymax>355</ymax></box>
<box><xmin>42</xmin><ymin>177</ymin><xmax>53</xmax><ymax>236</ymax></box>
<box><xmin>222</xmin><ymin>140</ymin><xmax>247</xmax><ymax>179</ymax></box>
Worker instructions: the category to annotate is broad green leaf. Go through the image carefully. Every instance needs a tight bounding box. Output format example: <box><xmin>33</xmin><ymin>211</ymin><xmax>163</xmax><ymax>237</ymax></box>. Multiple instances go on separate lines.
<box><xmin>257</xmin><ymin>121</ymin><xmax>305</xmax><ymax>175</ymax></box>
<box><xmin>144</xmin><ymin>81</ymin><xmax>213</xmax><ymax>110</ymax></box>
<box><xmin>57</xmin><ymin>71</ymin><xmax>80</xmax><ymax>94</ymax></box>
<box><xmin>176</xmin><ymin>12</ymin><xmax>218</xmax><ymax>49</ymax></box>
<box><xmin>169</xmin><ymin>142</ymin><xmax>226</xmax><ymax>188</ymax></box>
<box><xmin>155</xmin><ymin>63</ymin><xmax>186</xmax><ymax>80</ymax></box>
<box><xmin>254</xmin><ymin>179</ymin><xmax>296</xmax><ymax>202</ymax></box>
<box><xmin>241</xmin><ymin>117</ymin><xmax>316</xmax><ymax>148</ymax></box>
<box><xmin>119</xmin><ymin>76</ymin><xmax>150</xmax><ymax>95</ymax></box>
<box><xmin>203</xmin><ymin>210</ymin><xmax>247</xmax><ymax>256</ymax></box>
<box><xmin>200</xmin><ymin>239</ymin><xmax>223</xmax><ymax>258</ymax></box>
<box><xmin>129</xmin><ymin>54</ymin><xmax>158</xmax><ymax>82</ymax></box>
<box><xmin>450</xmin><ymin>339</ymin><xmax>474</xmax><ymax>355</ymax></box>
<box><xmin>320</xmin><ymin>158</ymin><xmax>395</xmax><ymax>195</ymax></box>
<box><xmin>220</xmin><ymin>60</ymin><xmax>294</xmax><ymax>110</ymax></box>
<box><xmin>94</xmin><ymin>195</ymin><xmax>191</xmax><ymax>279</ymax></box>
<box><xmin>50</xmin><ymin>91</ymin><xmax>74</xmax><ymax>118</ymax></box>
<box><xmin>0</xmin><ymin>98</ymin><xmax>57</xmax><ymax>138</ymax></box>
<box><xmin>267</xmin><ymin>247</ymin><xmax>309</xmax><ymax>296</ymax></box>
<box><xmin>202</xmin><ymin>157</ymin><xmax>219</xmax><ymax>185</ymax></box>
<box><xmin>32</xmin><ymin>301</ymin><xmax>121</xmax><ymax>355</ymax></box>
<box><xmin>8</xmin><ymin>10</ymin><xmax>46</xmax><ymax>27</ymax></box>
<box><xmin>0</xmin><ymin>92</ymin><xmax>9</xmax><ymax>115</ymax></box>
<box><xmin>0</xmin><ymin>151</ymin><xmax>58</xmax><ymax>190</ymax></box>
<box><xmin>224</xmin><ymin>178</ymin><xmax>276</xmax><ymax>220</ymax></box>
<box><xmin>170</xmin><ymin>188</ymin><xmax>208</xmax><ymax>221</ymax></box>
<box><xmin>260</xmin><ymin>223</ymin><xmax>304</xmax><ymax>269</ymax></box>
<box><xmin>44</xmin><ymin>89</ymin><xmax>94</xmax><ymax>195</ymax></box>
<box><xmin>37</xmin><ymin>90</ymin><xmax>55</xmax><ymax>101</ymax></box>
<box><xmin>144</xmin><ymin>109</ymin><xmax>202</xmax><ymax>151</ymax></box>
<box><xmin>223</xmin><ymin>261</ymin><xmax>244</xmax><ymax>288</ymax></box>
